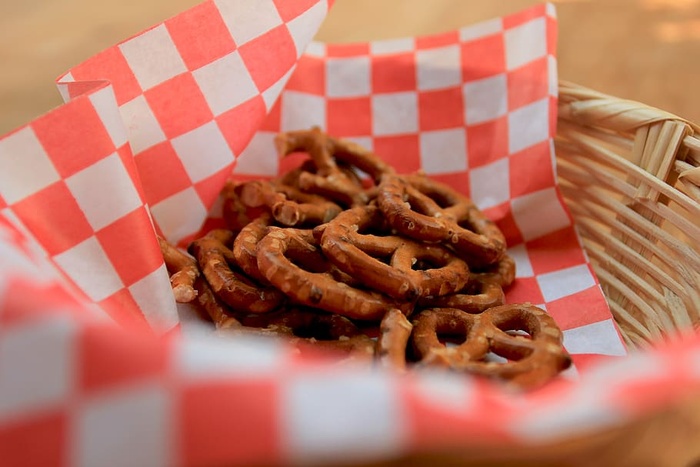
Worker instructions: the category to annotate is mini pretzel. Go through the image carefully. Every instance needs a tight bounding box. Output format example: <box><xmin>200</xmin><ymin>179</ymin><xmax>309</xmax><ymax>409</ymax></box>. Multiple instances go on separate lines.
<box><xmin>221</xmin><ymin>180</ymin><xmax>267</xmax><ymax>233</ymax></box>
<box><xmin>256</xmin><ymin>227</ymin><xmax>408</xmax><ymax>320</ymax></box>
<box><xmin>158</xmin><ymin>235</ymin><xmax>199</xmax><ymax>303</ymax></box>
<box><xmin>275</xmin><ymin>127</ymin><xmax>394</xmax><ymax>207</ymax></box>
<box><xmin>411</xmin><ymin>304</ymin><xmax>572</xmax><ymax>389</ymax></box>
<box><xmin>377</xmin><ymin>308</ymin><xmax>413</xmax><ymax>372</ymax></box>
<box><xmin>471</xmin><ymin>253</ymin><xmax>516</xmax><ymax>288</ymax></box>
<box><xmin>238</xmin><ymin>179</ymin><xmax>342</xmax><ymax>226</ymax></box>
<box><xmin>320</xmin><ymin>204</ymin><xmax>471</xmax><ymax>301</ymax></box>
<box><xmin>417</xmin><ymin>277</ymin><xmax>505</xmax><ymax>314</ymax></box>
<box><xmin>377</xmin><ymin>173</ymin><xmax>506</xmax><ymax>267</ymax></box>
<box><xmin>231</xmin><ymin>214</ymin><xmax>276</xmax><ymax>284</ymax></box>
<box><xmin>189</xmin><ymin>229</ymin><xmax>285</xmax><ymax>314</ymax></box>
<box><xmin>241</xmin><ymin>307</ymin><xmax>376</xmax><ymax>362</ymax></box>
<box><xmin>193</xmin><ymin>276</ymin><xmax>240</xmax><ymax>330</ymax></box>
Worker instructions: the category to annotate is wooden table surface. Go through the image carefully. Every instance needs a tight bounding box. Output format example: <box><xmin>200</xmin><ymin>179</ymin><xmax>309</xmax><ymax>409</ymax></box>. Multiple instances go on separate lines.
<box><xmin>1</xmin><ymin>0</ymin><xmax>698</xmax><ymax>135</ymax></box>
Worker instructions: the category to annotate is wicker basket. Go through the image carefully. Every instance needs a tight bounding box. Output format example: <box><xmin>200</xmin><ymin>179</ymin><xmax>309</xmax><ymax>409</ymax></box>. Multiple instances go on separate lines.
<box><xmin>556</xmin><ymin>81</ymin><xmax>700</xmax><ymax>349</ymax></box>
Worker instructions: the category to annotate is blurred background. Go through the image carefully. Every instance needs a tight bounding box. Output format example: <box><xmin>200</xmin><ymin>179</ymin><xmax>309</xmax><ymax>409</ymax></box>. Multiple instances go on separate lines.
<box><xmin>1</xmin><ymin>0</ymin><xmax>698</xmax><ymax>135</ymax></box>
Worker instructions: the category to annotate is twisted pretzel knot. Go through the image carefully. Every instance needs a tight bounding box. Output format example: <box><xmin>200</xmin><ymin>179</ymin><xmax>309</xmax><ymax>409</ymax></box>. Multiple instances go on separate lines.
<box><xmin>411</xmin><ymin>304</ymin><xmax>572</xmax><ymax>389</ymax></box>
<box><xmin>274</xmin><ymin>127</ymin><xmax>395</xmax><ymax>207</ymax></box>
<box><xmin>320</xmin><ymin>204</ymin><xmax>471</xmax><ymax>301</ymax></box>
<box><xmin>256</xmin><ymin>227</ymin><xmax>408</xmax><ymax>320</ymax></box>
<box><xmin>377</xmin><ymin>173</ymin><xmax>506</xmax><ymax>267</ymax></box>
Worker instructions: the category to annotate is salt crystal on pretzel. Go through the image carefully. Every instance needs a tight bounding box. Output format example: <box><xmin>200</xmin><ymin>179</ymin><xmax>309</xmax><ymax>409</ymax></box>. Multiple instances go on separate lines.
<box><xmin>411</xmin><ymin>304</ymin><xmax>572</xmax><ymax>390</ymax></box>
<box><xmin>189</xmin><ymin>229</ymin><xmax>285</xmax><ymax>314</ymax></box>
<box><xmin>377</xmin><ymin>172</ymin><xmax>507</xmax><ymax>267</ymax></box>
<box><xmin>320</xmin><ymin>204</ymin><xmax>471</xmax><ymax>301</ymax></box>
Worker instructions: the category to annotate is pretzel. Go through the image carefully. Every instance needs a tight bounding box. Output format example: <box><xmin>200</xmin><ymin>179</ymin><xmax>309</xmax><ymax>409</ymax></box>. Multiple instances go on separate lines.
<box><xmin>157</xmin><ymin>235</ymin><xmax>199</xmax><ymax>303</ymax></box>
<box><xmin>411</xmin><ymin>304</ymin><xmax>572</xmax><ymax>389</ymax></box>
<box><xmin>238</xmin><ymin>179</ymin><xmax>342</xmax><ymax>226</ymax></box>
<box><xmin>274</xmin><ymin>127</ymin><xmax>395</xmax><ymax>207</ymax></box>
<box><xmin>189</xmin><ymin>229</ymin><xmax>285</xmax><ymax>314</ymax></box>
<box><xmin>417</xmin><ymin>277</ymin><xmax>505</xmax><ymax>314</ymax></box>
<box><xmin>377</xmin><ymin>173</ymin><xmax>506</xmax><ymax>267</ymax></box>
<box><xmin>193</xmin><ymin>276</ymin><xmax>241</xmax><ymax>330</ymax></box>
<box><xmin>471</xmin><ymin>253</ymin><xmax>516</xmax><ymax>288</ymax></box>
<box><xmin>221</xmin><ymin>180</ymin><xmax>267</xmax><ymax>233</ymax></box>
<box><xmin>256</xmin><ymin>226</ymin><xmax>408</xmax><ymax>320</ymax></box>
<box><xmin>320</xmin><ymin>204</ymin><xmax>471</xmax><ymax>301</ymax></box>
<box><xmin>377</xmin><ymin>308</ymin><xmax>413</xmax><ymax>372</ymax></box>
<box><xmin>241</xmin><ymin>307</ymin><xmax>377</xmax><ymax>362</ymax></box>
<box><xmin>231</xmin><ymin>214</ymin><xmax>276</xmax><ymax>284</ymax></box>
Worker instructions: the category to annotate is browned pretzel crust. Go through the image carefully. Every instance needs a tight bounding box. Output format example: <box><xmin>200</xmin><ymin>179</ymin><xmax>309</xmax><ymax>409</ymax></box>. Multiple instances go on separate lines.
<box><xmin>320</xmin><ymin>204</ymin><xmax>470</xmax><ymax>301</ymax></box>
<box><xmin>256</xmin><ymin>227</ymin><xmax>408</xmax><ymax>320</ymax></box>
<box><xmin>239</xmin><ymin>179</ymin><xmax>342</xmax><ymax>226</ymax></box>
<box><xmin>377</xmin><ymin>308</ymin><xmax>413</xmax><ymax>372</ymax></box>
<box><xmin>241</xmin><ymin>307</ymin><xmax>375</xmax><ymax>362</ymax></box>
<box><xmin>377</xmin><ymin>173</ymin><xmax>506</xmax><ymax>267</ymax></box>
<box><xmin>189</xmin><ymin>229</ymin><xmax>285</xmax><ymax>314</ymax></box>
<box><xmin>411</xmin><ymin>304</ymin><xmax>572</xmax><ymax>390</ymax></box>
<box><xmin>158</xmin><ymin>235</ymin><xmax>199</xmax><ymax>303</ymax></box>
<box><xmin>417</xmin><ymin>277</ymin><xmax>505</xmax><ymax>314</ymax></box>
<box><xmin>274</xmin><ymin>127</ymin><xmax>394</xmax><ymax>207</ymax></box>
<box><xmin>471</xmin><ymin>253</ymin><xmax>516</xmax><ymax>288</ymax></box>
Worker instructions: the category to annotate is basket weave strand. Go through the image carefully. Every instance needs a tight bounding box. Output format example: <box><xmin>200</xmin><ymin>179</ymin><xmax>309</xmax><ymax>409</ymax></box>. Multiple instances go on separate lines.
<box><xmin>556</xmin><ymin>81</ymin><xmax>700</xmax><ymax>349</ymax></box>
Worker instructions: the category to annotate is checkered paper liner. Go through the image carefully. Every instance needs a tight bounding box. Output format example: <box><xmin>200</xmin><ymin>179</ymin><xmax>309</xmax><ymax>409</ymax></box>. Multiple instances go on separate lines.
<box><xmin>4</xmin><ymin>1</ymin><xmax>698</xmax><ymax>465</ymax></box>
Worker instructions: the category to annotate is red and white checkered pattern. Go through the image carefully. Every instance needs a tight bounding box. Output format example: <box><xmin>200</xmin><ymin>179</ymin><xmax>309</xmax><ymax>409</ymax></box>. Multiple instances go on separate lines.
<box><xmin>2</xmin><ymin>2</ymin><xmax>697</xmax><ymax>466</ymax></box>
<box><xmin>1</xmin><ymin>211</ymin><xmax>700</xmax><ymax>467</ymax></box>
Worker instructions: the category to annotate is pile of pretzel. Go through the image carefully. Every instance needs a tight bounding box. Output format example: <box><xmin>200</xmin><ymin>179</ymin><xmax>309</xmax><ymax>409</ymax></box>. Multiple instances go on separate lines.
<box><xmin>159</xmin><ymin>127</ymin><xmax>572</xmax><ymax>390</ymax></box>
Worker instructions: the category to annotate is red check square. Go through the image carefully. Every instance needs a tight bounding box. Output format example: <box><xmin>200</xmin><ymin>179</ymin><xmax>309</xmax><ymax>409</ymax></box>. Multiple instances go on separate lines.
<box><xmin>461</xmin><ymin>35</ymin><xmax>506</xmax><ymax>82</ymax></box>
<box><xmin>546</xmin><ymin>286</ymin><xmax>613</xmax><ymax>331</ymax></box>
<box><xmin>327</xmin><ymin>97</ymin><xmax>372</xmax><ymax>136</ymax></box>
<box><xmin>507</xmin><ymin>57</ymin><xmax>548</xmax><ymax>110</ymax></box>
<box><xmin>145</xmin><ymin>73</ymin><xmax>214</xmax><ymax>139</ymax></box>
<box><xmin>373</xmin><ymin>134</ymin><xmax>421</xmax><ymax>174</ymax></box>
<box><xmin>96</xmin><ymin>207</ymin><xmax>163</xmax><ymax>287</ymax></box>
<box><xmin>32</xmin><ymin>98</ymin><xmax>115</xmax><ymax>178</ymax></box>
<box><xmin>78</xmin><ymin>322</ymin><xmax>168</xmax><ymax>393</ymax></box>
<box><xmin>181</xmin><ymin>381</ymin><xmax>281</xmax><ymax>467</ymax></box>
<box><xmin>11</xmin><ymin>182</ymin><xmax>94</xmax><ymax>256</ymax></box>
<box><xmin>166</xmin><ymin>1</ymin><xmax>237</xmax><ymax>71</ymax></box>
<box><xmin>372</xmin><ymin>53</ymin><xmax>416</xmax><ymax>93</ymax></box>
<box><xmin>134</xmin><ymin>142</ymin><xmax>192</xmax><ymax>205</ymax></box>
<box><xmin>239</xmin><ymin>25</ymin><xmax>297</xmax><ymax>92</ymax></box>
<box><xmin>0</xmin><ymin>412</ymin><xmax>67</xmax><ymax>467</ymax></box>
<box><xmin>508</xmin><ymin>140</ymin><xmax>555</xmax><ymax>198</ymax></box>
<box><xmin>466</xmin><ymin>116</ymin><xmax>509</xmax><ymax>168</ymax></box>
<box><xmin>418</xmin><ymin>87</ymin><xmax>464</xmax><ymax>131</ymax></box>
